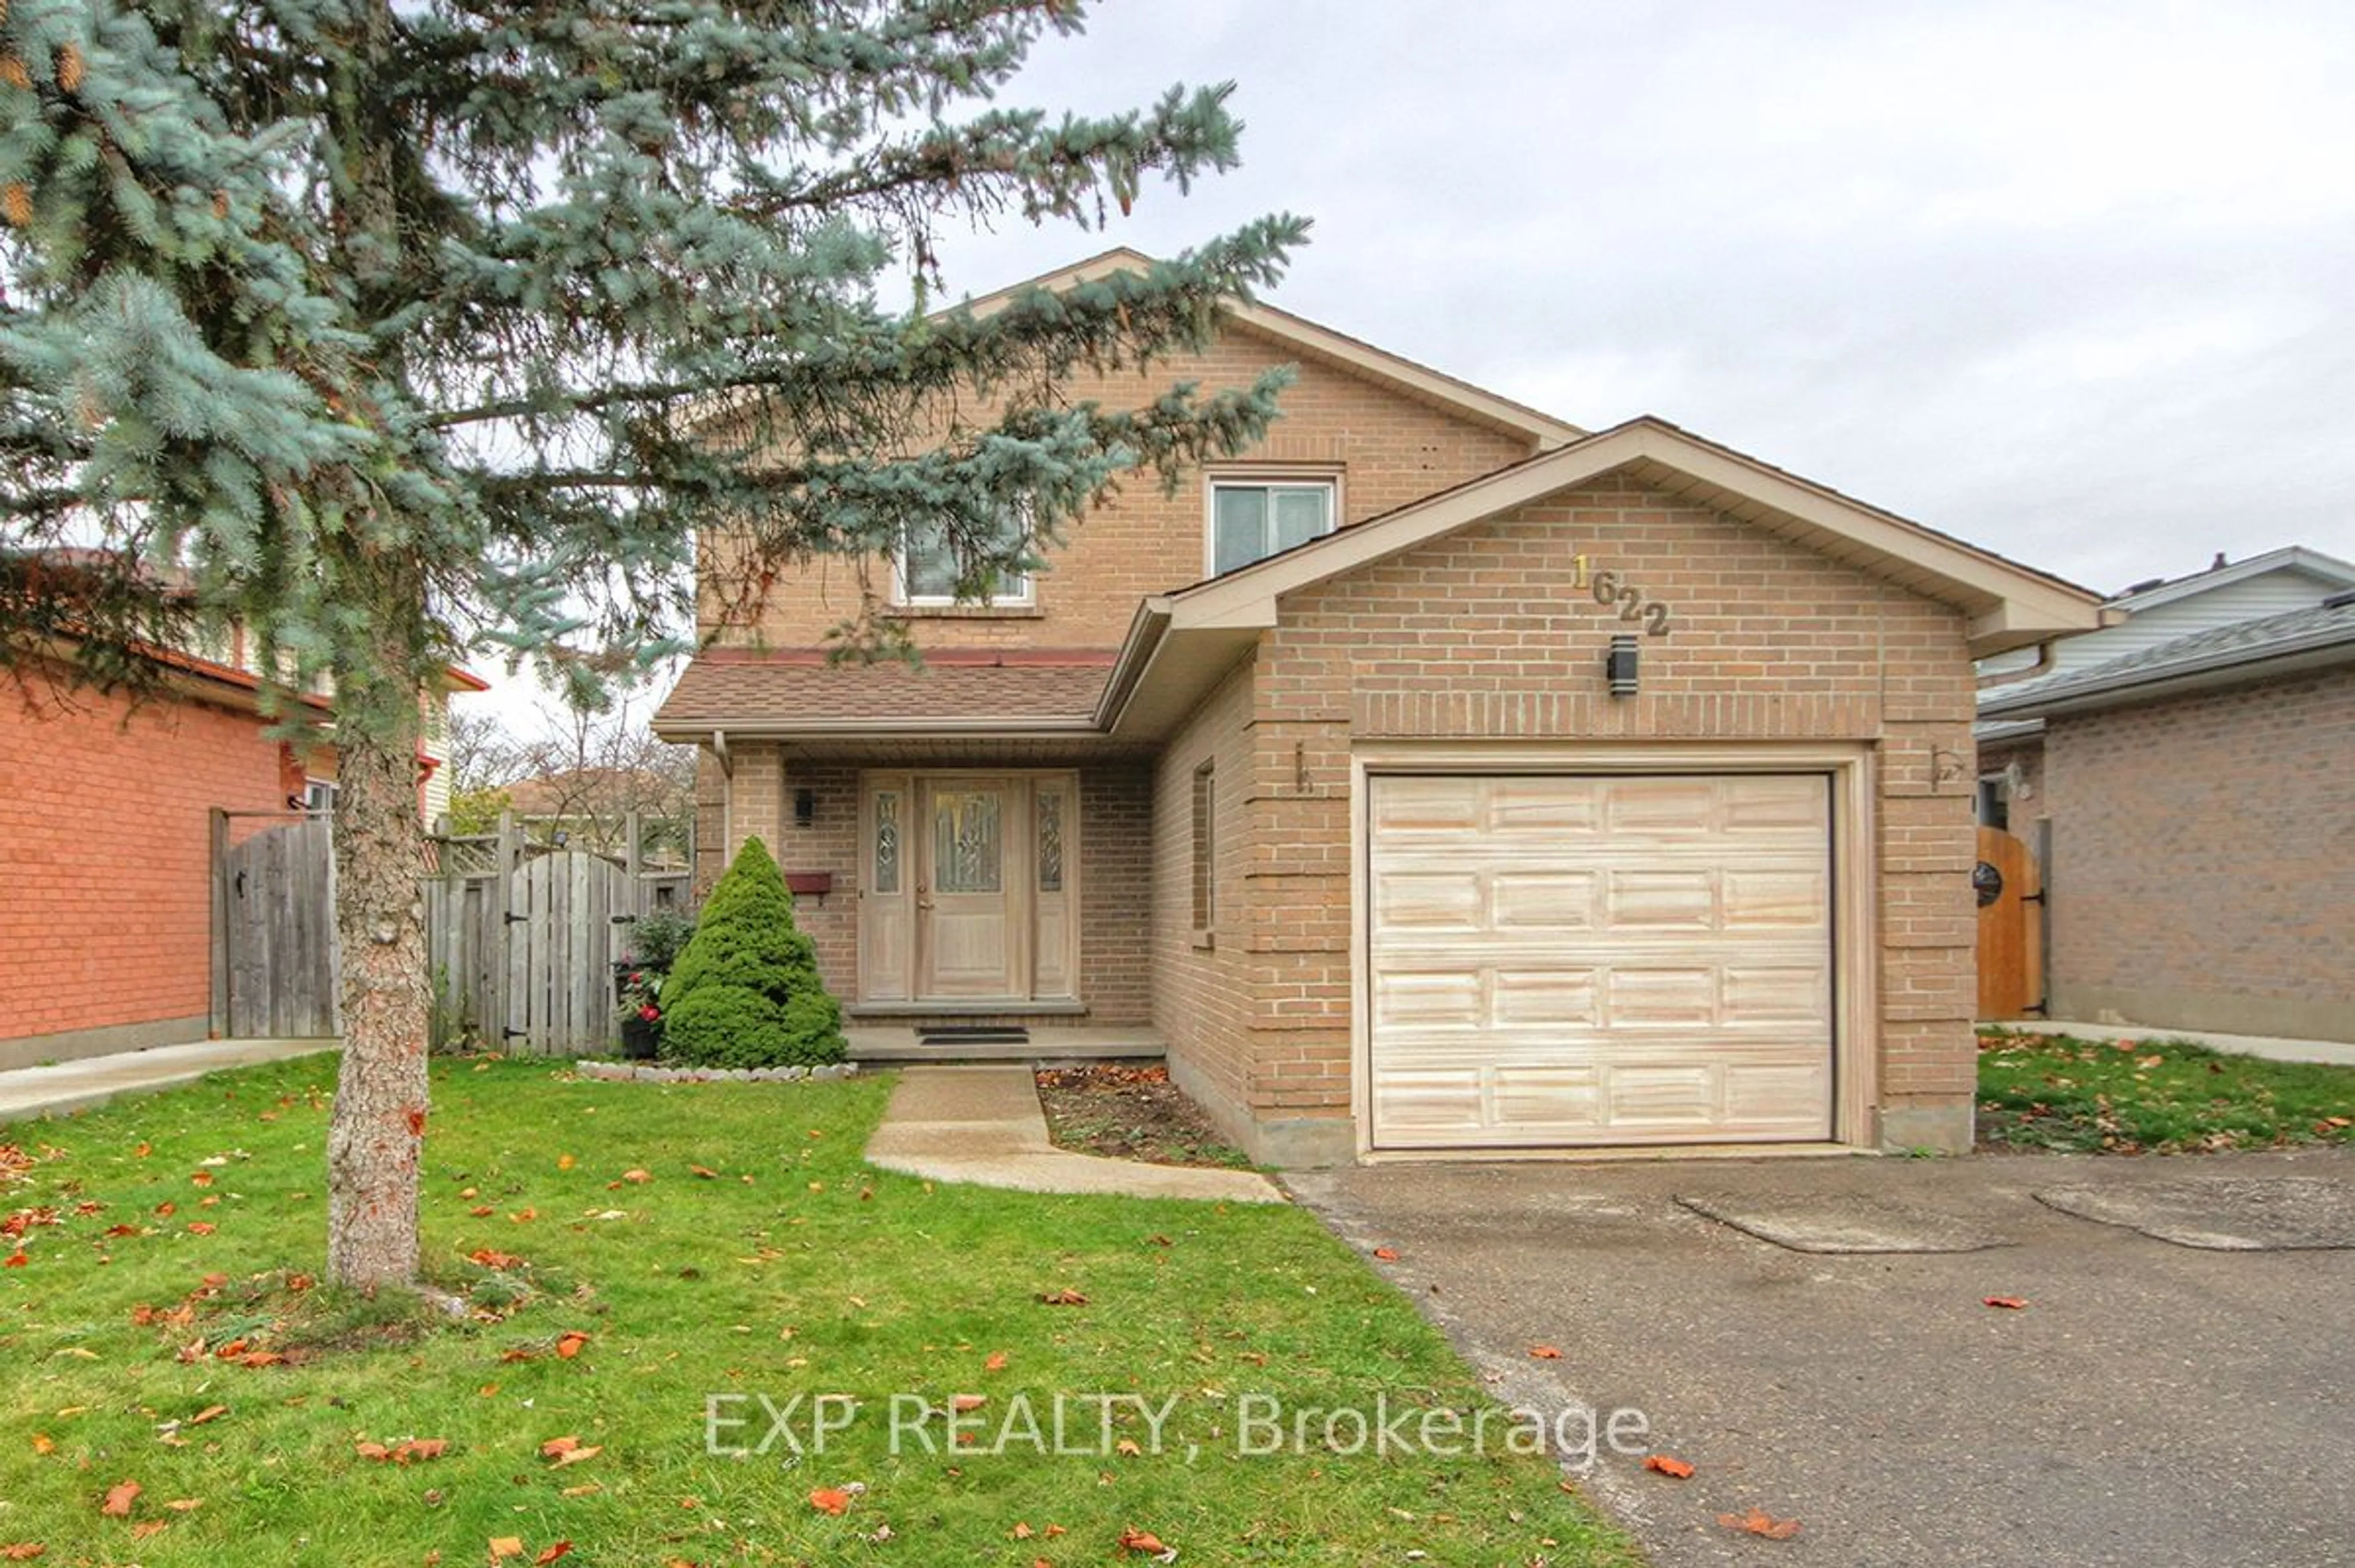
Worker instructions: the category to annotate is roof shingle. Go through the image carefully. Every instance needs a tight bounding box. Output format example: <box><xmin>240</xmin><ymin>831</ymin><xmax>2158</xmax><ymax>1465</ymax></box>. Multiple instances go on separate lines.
<box><xmin>654</xmin><ymin>648</ymin><xmax>1113</xmax><ymax>733</ymax></box>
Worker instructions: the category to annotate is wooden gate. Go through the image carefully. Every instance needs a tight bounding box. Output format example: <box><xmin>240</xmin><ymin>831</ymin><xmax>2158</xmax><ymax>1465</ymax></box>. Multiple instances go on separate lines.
<box><xmin>212</xmin><ymin>811</ymin><xmax>340</xmax><ymax>1038</ymax></box>
<box><xmin>1975</xmin><ymin>824</ymin><xmax>2044</xmax><ymax>1019</ymax></box>
<box><xmin>500</xmin><ymin>848</ymin><xmax>638</xmax><ymax>1055</ymax></box>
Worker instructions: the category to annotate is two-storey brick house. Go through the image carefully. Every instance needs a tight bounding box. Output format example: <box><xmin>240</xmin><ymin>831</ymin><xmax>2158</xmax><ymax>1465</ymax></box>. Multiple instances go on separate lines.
<box><xmin>654</xmin><ymin>251</ymin><xmax>2105</xmax><ymax>1163</ymax></box>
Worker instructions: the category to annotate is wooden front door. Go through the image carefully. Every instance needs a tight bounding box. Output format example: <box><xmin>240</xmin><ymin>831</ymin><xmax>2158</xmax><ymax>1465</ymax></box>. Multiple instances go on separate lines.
<box><xmin>1975</xmin><ymin>825</ymin><xmax>2043</xmax><ymax>1019</ymax></box>
<box><xmin>916</xmin><ymin>778</ymin><xmax>1022</xmax><ymax>998</ymax></box>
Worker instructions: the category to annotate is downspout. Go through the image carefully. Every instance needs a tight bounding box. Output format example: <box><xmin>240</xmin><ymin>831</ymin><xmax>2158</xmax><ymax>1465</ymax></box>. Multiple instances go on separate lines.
<box><xmin>711</xmin><ymin>729</ymin><xmax>734</xmax><ymax>869</ymax></box>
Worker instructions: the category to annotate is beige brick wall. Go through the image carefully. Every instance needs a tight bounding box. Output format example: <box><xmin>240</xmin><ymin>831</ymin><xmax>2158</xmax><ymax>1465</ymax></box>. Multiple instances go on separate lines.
<box><xmin>704</xmin><ymin>323</ymin><xmax>1536</xmax><ymax>653</ymax></box>
<box><xmin>1149</xmin><ymin>659</ymin><xmax>1259</xmax><ymax>1134</ymax></box>
<box><xmin>1237</xmin><ymin>475</ymin><xmax>1983</xmax><ymax>1152</ymax></box>
<box><xmin>2042</xmin><ymin>667</ymin><xmax>2355</xmax><ymax>1039</ymax></box>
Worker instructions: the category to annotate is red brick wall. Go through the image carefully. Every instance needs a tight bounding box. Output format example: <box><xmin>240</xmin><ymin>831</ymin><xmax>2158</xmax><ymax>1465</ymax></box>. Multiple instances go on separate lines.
<box><xmin>1150</xmin><ymin>659</ymin><xmax>1258</xmax><ymax>1120</ymax></box>
<box><xmin>2042</xmin><ymin>667</ymin><xmax>2355</xmax><ymax>1038</ymax></box>
<box><xmin>1</xmin><ymin>680</ymin><xmax>292</xmax><ymax>1054</ymax></box>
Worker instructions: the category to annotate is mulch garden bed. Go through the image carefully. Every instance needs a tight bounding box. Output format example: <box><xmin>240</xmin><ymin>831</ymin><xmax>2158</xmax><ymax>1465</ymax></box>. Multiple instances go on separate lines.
<box><xmin>1033</xmin><ymin>1061</ymin><xmax>1255</xmax><ymax>1169</ymax></box>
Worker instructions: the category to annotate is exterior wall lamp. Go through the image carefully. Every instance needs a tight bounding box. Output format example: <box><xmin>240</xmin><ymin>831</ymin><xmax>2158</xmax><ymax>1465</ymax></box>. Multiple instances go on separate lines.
<box><xmin>1606</xmin><ymin>634</ymin><xmax>1640</xmax><ymax>698</ymax></box>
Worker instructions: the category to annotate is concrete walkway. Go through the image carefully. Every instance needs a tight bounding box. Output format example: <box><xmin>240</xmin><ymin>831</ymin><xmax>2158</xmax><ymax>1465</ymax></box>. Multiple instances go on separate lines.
<box><xmin>864</xmin><ymin>1065</ymin><xmax>1285</xmax><ymax>1203</ymax></box>
<box><xmin>0</xmin><ymin>1037</ymin><xmax>337</xmax><ymax>1123</ymax></box>
<box><xmin>2006</xmin><ymin>1019</ymin><xmax>2355</xmax><ymax>1068</ymax></box>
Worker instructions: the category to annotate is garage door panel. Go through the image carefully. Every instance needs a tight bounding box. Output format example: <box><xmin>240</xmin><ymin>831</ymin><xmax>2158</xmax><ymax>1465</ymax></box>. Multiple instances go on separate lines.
<box><xmin>1373</xmin><ymin>870</ymin><xmax>1484</xmax><ymax>930</ymax></box>
<box><xmin>1723</xmin><ymin>870</ymin><xmax>1829</xmax><ymax>927</ymax></box>
<box><xmin>1604</xmin><ymin>967</ymin><xmax>1718</xmax><ymax>1025</ymax></box>
<box><xmin>1371</xmin><ymin>968</ymin><xmax>1484</xmax><ymax>1029</ymax></box>
<box><xmin>1492</xmin><ymin>968</ymin><xmax>1599</xmax><ymax>1027</ymax></box>
<box><xmin>1369</xmin><ymin>773</ymin><xmax>1834</xmax><ymax>1149</ymax></box>
<box><xmin>1490</xmin><ymin>871</ymin><xmax>1598</xmax><ymax>931</ymax></box>
<box><xmin>1607</xmin><ymin>870</ymin><xmax>1718</xmax><ymax>929</ymax></box>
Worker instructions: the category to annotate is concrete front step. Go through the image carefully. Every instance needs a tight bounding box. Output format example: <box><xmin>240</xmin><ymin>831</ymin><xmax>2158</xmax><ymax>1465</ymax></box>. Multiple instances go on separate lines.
<box><xmin>845</xmin><ymin>1026</ymin><xmax>1168</xmax><ymax>1064</ymax></box>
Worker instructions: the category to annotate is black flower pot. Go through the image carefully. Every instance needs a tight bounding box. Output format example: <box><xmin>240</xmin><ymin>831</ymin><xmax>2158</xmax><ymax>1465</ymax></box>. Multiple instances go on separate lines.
<box><xmin>619</xmin><ymin>1013</ymin><xmax>661</xmax><ymax>1060</ymax></box>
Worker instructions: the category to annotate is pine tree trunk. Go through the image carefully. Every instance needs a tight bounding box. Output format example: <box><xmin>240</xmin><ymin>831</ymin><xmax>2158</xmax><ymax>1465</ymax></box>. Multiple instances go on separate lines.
<box><xmin>324</xmin><ymin>611</ymin><xmax>432</xmax><ymax>1290</ymax></box>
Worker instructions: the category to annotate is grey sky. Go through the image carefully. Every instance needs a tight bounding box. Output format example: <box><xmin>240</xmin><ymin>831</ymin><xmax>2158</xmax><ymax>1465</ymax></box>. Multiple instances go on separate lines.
<box><xmin>463</xmin><ymin>0</ymin><xmax>2355</xmax><ymax>728</ymax></box>
<box><xmin>930</xmin><ymin>0</ymin><xmax>2355</xmax><ymax>595</ymax></box>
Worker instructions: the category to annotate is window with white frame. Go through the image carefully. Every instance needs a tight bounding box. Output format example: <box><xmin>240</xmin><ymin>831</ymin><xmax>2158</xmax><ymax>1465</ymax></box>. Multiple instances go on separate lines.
<box><xmin>1208</xmin><ymin>478</ymin><xmax>1335</xmax><ymax>576</ymax></box>
<box><xmin>895</xmin><ymin>510</ymin><xmax>1034</xmax><ymax>608</ymax></box>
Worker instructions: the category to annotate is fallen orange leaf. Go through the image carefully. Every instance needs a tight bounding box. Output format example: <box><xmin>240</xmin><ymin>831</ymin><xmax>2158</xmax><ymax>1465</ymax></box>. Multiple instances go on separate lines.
<box><xmin>130</xmin><ymin>1521</ymin><xmax>167</xmax><ymax>1540</ymax></box>
<box><xmin>99</xmin><ymin>1480</ymin><xmax>140</xmax><ymax>1517</ymax></box>
<box><xmin>951</xmin><ymin>1393</ymin><xmax>987</xmax><ymax>1412</ymax></box>
<box><xmin>239</xmin><ymin>1351</ymin><xmax>285</xmax><ymax>1367</ymax></box>
<box><xmin>1528</xmin><ymin>1345</ymin><xmax>1563</xmax><ymax>1360</ymax></box>
<box><xmin>1642</xmin><ymin>1454</ymin><xmax>1696</xmax><ymax>1478</ymax></box>
<box><xmin>1372</xmin><ymin>1247</ymin><xmax>1400</xmax><ymax>1261</ymax></box>
<box><xmin>1718</xmin><ymin>1507</ymin><xmax>1802</xmax><ymax>1539</ymax></box>
<box><xmin>621</xmin><ymin>1169</ymin><xmax>652</xmax><ymax>1184</ymax></box>
<box><xmin>186</xmin><ymin>1405</ymin><xmax>227</xmax><ymax>1427</ymax></box>
<box><xmin>985</xmin><ymin>1350</ymin><xmax>1009</xmax><ymax>1372</ymax></box>
<box><xmin>186</xmin><ymin>1222</ymin><xmax>216</xmax><ymax>1236</ymax></box>
<box><xmin>163</xmin><ymin>1499</ymin><xmax>202</xmax><ymax>1513</ymax></box>
<box><xmin>557</xmin><ymin>1154</ymin><xmax>575</xmax><ymax>1171</ymax></box>
<box><xmin>550</xmin><ymin>1445</ymin><xmax>601</xmax><ymax>1468</ymax></box>
<box><xmin>1038</xmin><ymin>1289</ymin><xmax>1089</xmax><ymax>1306</ymax></box>
<box><xmin>809</xmin><ymin>1487</ymin><xmax>851</xmax><ymax>1516</ymax></box>
<box><xmin>0</xmin><ymin>1544</ymin><xmax>44</xmax><ymax>1559</ymax></box>
<box><xmin>533</xmin><ymin>1543</ymin><xmax>572</xmax><ymax>1566</ymax></box>
<box><xmin>29</xmin><ymin>1434</ymin><xmax>53</xmax><ymax>1455</ymax></box>
<box><xmin>1984</xmin><ymin>1296</ymin><xmax>2029</xmax><ymax>1310</ymax></box>
<box><xmin>488</xmin><ymin>1539</ymin><xmax>524</xmax><ymax>1561</ymax></box>
<box><xmin>189</xmin><ymin>1172</ymin><xmax>213</xmax><ymax>1188</ymax></box>
<box><xmin>689</xmin><ymin>1165</ymin><xmax>718</xmax><ymax>1179</ymax></box>
<box><xmin>1117</xmin><ymin>1526</ymin><xmax>1170</xmax><ymax>1554</ymax></box>
<box><xmin>554</xmin><ymin>1331</ymin><xmax>590</xmax><ymax>1360</ymax></box>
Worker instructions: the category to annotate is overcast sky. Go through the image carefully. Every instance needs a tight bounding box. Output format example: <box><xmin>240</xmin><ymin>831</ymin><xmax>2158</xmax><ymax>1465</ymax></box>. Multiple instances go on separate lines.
<box><xmin>465</xmin><ymin>0</ymin><xmax>2355</xmax><ymax>729</ymax></box>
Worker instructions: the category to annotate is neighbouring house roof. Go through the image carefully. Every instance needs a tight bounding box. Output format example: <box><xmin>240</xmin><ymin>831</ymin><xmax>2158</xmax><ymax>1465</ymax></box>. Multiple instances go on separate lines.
<box><xmin>2107</xmin><ymin>545</ymin><xmax>2355</xmax><ymax>613</ymax></box>
<box><xmin>1977</xmin><ymin>597</ymin><xmax>2355</xmax><ymax>721</ymax></box>
<box><xmin>1098</xmin><ymin>417</ymin><xmax>2110</xmax><ymax>739</ymax></box>
<box><xmin>653</xmin><ymin>648</ymin><xmax>1115</xmax><ymax>740</ymax></box>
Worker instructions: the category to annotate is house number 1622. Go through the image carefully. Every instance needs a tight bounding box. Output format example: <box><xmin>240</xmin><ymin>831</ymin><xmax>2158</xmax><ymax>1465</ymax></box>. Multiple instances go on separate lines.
<box><xmin>1576</xmin><ymin>558</ymin><xmax>1674</xmax><ymax>636</ymax></box>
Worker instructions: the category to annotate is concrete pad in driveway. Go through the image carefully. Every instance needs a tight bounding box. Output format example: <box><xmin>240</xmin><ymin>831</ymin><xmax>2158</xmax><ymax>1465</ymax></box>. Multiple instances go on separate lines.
<box><xmin>1287</xmin><ymin>1148</ymin><xmax>2355</xmax><ymax>1568</ymax></box>
<box><xmin>2035</xmin><ymin>1176</ymin><xmax>2355</xmax><ymax>1250</ymax></box>
<box><xmin>1675</xmin><ymin>1190</ymin><xmax>2011</xmax><ymax>1253</ymax></box>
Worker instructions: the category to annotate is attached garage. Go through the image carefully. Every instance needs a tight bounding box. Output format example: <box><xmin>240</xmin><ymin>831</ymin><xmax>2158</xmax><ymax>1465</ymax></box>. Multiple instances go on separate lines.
<box><xmin>1363</xmin><ymin>770</ymin><xmax>1841</xmax><ymax>1150</ymax></box>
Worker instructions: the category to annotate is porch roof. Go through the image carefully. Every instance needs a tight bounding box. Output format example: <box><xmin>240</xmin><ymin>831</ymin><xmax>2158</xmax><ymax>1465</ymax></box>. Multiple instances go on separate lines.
<box><xmin>653</xmin><ymin>647</ymin><xmax>1114</xmax><ymax>741</ymax></box>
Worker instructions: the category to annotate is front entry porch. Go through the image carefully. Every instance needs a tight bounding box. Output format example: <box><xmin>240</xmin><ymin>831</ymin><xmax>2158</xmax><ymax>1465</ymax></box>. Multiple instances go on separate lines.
<box><xmin>844</xmin><ymin>1022</ymin><xmax>1168</xmax><ymax>1064</ymax></box>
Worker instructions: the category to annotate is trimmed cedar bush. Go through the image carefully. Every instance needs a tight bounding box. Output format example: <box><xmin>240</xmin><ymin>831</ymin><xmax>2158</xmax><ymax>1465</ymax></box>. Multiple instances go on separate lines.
<box><xmin>658</xmin><ymin>838</ymin><xmax>845</xmax><ymax>1068</ymax></box>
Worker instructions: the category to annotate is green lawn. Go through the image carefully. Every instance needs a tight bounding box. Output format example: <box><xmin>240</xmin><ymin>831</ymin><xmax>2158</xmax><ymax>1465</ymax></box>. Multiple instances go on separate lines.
<box><xmin>1978</xmin><ymin>1031</ymin><xmax>2355</xmax><ymax>1153</ymax></box>
<box><xmin>1</xmin><ymin>1058</ymin><xmax>1641</xmax><ymax>1566</ymax></box>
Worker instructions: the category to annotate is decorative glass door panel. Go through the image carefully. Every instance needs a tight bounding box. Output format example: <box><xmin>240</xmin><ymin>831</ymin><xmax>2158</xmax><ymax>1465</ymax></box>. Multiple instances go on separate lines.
<box><xmin>917</xmin><ymin>780</ymin><xmax>1020</xmax><ymax>998</ymax></box>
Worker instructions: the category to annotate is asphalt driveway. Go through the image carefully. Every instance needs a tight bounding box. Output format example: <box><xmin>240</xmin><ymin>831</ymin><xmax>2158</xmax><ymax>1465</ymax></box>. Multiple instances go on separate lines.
<box><xmin>1287</xmin><ymin>1146</ymin><xmax>2355</xmax><ymax>1568</ymax></box>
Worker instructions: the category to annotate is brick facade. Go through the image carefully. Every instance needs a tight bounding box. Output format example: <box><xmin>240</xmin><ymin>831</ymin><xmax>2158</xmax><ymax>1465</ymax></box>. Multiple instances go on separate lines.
<box><xmin>681</xmin><ymin>306</ymin><xmax>2010</xmax><ymax>1160</ymax></box>
<box><xmin>2035</xmin><ymin>667</ymin><xmax>2355</xmax><ymax>1039</ymax></box>
<box><xmin>0</xmin><ymin>677</ymin><xmax>300</xmax><ymax>1066</ymax></box>
<box><xmin>1155</xmin><ymin>479</ymin><xmax>1982</xmax><ymax>1160</ymax></box>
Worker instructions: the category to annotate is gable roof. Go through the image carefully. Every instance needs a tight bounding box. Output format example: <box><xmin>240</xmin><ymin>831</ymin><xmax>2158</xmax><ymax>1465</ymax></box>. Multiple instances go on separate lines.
<box><xmin>1098</xmin><ymin>416</ymin><xmax>2109</xmax><ymax>738</ymax></box>
<box><xmin>1977</xmin><ymin>597</ymin><xmax>2355</xmax><ymax>720</ymax></box>
<box><xmin>2108</xmin><ymin>545</ymin><xmax>2355</xmax><ymax>613</ymax></box>
<box><xmin>957</xmin><ymin>248</ymin><xmax>1585</xmax><ymax>451</ymax></box>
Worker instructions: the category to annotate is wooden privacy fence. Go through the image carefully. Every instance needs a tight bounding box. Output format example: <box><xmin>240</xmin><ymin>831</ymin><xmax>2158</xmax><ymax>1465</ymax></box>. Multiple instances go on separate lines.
<box><xmin>212</xmin><ymin>811</ymin><xmax>340</xmax><ymax>1039</ymax></box>
<box><xmin>213</xmin><ymin>809</ymin><xmax>691</xmax><ymax>1054</ymax></box>
<box><xmin>426</xmin><ymin>812</ymin><xmax>692</xmax><ymax>1055</ymax></box>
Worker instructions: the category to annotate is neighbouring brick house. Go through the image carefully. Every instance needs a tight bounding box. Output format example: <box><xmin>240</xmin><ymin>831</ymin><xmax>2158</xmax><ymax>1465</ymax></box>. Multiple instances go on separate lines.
<box><xmin>1977</xmin><ymin>591</ymin><xmax>2355</xmax><ymax>1042</ymax></box>
<box><xmin>0</xmin><ymin>625</ymin><xmax>486</xmax><ymax>1069</ymax></box>
<box><xmin>655</xmin><ymin>251</ymin><xmax>2105</xmax><ymax>1161</ymax></box>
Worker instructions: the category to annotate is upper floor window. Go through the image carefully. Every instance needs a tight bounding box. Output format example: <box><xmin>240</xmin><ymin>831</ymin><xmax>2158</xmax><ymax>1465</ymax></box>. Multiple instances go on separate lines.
<box><xmin>895</xmin><ymin>510</ymin><xmax>1034</xmax><ymax>608</ymax></box>
<box><xmin>1208</xmin><ymin>478</ymin><xmax>1335</xmax><ymax>576</ymax></box>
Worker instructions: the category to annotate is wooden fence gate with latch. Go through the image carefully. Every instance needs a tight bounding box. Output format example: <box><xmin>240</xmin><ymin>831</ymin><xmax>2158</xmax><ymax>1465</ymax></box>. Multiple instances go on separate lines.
<box><xmin>1975</xmin><ymin>823</ymin><xmax>2046</xmax><ymax>1020</ymax></box>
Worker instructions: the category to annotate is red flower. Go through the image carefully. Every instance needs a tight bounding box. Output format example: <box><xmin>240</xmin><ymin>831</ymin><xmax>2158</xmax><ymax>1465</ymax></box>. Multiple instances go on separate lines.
<box><xmin>638</xmin><ymin>1004</ymin><xmax>660</xmax><ymax>1021</ymax></box>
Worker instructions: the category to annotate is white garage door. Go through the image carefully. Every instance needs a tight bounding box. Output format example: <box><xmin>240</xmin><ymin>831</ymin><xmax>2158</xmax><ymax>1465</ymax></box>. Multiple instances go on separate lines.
<box><xmin>1367</xmin><ymin>773</ymin><xmax>1834</xmax><ymax>1149</ymax></box>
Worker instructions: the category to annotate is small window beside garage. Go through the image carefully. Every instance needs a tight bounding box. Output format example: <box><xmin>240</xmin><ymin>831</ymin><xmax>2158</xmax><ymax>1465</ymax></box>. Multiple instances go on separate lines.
<box><xmin>1190</xmin><ymin>761</ymin><xmax>1217</xmax><ymax>943</ymax></box>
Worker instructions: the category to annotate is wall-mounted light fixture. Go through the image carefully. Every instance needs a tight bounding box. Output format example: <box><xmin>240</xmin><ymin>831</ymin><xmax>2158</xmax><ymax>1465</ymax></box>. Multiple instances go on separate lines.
<box><xmin>1606</xmin><ymin>635</ymin><xmax>1640</xmax><ymax>698</ymax></box>
<box><xmin>793</xmin><ymin>787</ymin><xmax>816</xmax><ymax>828</ymax></box>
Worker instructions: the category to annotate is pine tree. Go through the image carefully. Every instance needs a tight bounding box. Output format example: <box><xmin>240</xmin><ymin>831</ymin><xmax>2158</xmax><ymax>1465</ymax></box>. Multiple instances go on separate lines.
<box><xmin>659</xmin><ymin>836</ymin><xmax>844</xmax><ymax>1069</ymax></box>
<box><xmin>0</xmin><ymin>0</ymin><xmax>1304</xmax><ymax>1287</ymax></box>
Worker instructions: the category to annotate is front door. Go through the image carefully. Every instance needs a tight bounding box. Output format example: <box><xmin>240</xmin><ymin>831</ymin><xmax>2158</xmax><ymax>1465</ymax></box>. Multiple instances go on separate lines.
<box><xmin>859</xmin><ymin>771</ymin><xmax>1079</xmax><ymax>1007</ymax></box>
<box><xmin>917</xmin><ymin>778</ymin><xmax>1021</xmax><ymax>998</ymax></box>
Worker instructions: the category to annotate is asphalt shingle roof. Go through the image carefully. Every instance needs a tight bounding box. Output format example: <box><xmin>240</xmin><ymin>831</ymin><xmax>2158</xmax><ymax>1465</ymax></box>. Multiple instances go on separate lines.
<box><xmin>654</xmin><ymin>649</ymin><xmax>1114</xmax><ymax>732</ymax></box>
<box><xmin>1980</xmin><ymin>599</ymin><xmax>2355</xmax><ymax>717</ymax></box>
